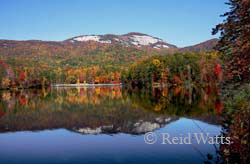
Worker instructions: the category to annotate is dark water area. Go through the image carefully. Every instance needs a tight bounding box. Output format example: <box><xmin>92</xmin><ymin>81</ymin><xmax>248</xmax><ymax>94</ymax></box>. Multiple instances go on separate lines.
<box><xmin>0</xmin><ymin>85</ymin><xmax>224</xmax><ymax>164</ymax></box>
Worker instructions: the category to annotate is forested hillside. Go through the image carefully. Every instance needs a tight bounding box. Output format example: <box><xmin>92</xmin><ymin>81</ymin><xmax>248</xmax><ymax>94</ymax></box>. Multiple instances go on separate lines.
<box><xmin>0</xmin><ymin>33</ymin><xmax>218</xmax><ymax>89</ymax></box>
<box><xmin>0</xmin><ymin>41</ymin><xmax>160</xmax><ymax>88</ymax></box>
<box><xmin>122</xmin><ymin>53</ymin><xmax>222</xmax><ymax>87</ymax></box>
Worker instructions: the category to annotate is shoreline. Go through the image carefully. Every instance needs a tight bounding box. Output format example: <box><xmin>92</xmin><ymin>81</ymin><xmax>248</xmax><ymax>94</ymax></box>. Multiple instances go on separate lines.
<box><xmin>52</xmin><ymin>83</ymin><xmax>122</xmax><ymax>87</ymax></box>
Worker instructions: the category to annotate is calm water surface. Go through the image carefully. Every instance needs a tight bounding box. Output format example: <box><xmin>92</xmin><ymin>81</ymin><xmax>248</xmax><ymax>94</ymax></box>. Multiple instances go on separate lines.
<box><xmin>0</xmin><ymin>86</ymin><xmax>223</xmax><ymax>164</ymax></box>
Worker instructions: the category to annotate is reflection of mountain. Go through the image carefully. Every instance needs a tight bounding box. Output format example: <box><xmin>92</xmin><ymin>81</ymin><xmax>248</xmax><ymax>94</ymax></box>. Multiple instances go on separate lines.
<box><xmin>0</xmin><ymin>86</ymin><xmax>222</xmax><ymax>134</ymax></box>
<box><xmin>71</xmin><ymin>116</ymin><xmax>176</xmax><ymax>135</ymax></box>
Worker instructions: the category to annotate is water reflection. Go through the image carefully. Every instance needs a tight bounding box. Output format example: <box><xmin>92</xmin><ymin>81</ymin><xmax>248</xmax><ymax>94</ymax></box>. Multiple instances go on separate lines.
<box><xmin>126</xmin><ymin>85</ymin><xmax>223</xmax><ymax>116</ymax></box>
<box><xmin>0</xmin><ymin>119</ymin><xmax>222</xmax><ymax>164</ymax></box>
<box><xmin>0</xmin><ymin>86</ymin><xmax>224</xmax><ymax>164</ymax></box>
<box><xmin>0</xmin><ymin>85</ymin><xmax>222</xmax><ymax>134</ymax></box>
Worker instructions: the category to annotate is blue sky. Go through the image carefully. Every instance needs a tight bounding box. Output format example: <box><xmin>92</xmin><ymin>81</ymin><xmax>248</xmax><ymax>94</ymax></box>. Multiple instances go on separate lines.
<box><xmin>0</xmin><ymin>0</ymin><xmax>228</xmax><ymax>47</ymax></box>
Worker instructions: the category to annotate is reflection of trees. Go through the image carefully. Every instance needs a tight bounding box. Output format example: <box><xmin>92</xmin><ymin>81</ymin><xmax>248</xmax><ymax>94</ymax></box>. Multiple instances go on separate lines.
<box><xmin>0</xmin><ymin>85</ymin><xmax>221</xmax><ymax>117</ymax></box>
<box><xmin>0</xmin><ymin>87</ymin><xmax>175</xmax><ymax>134</ymax></box>
<box><xmin>0</xmin><ymin>87</ymin><xmax>123</xmax><ymax>114</ymax></box>
<box><xmin>0</xmin><ymin>86</ymin><xmax>222</xmax><ymax>134</ymax></box>
<box><xmin>125</xmin><ymin>84</ymin><xmax>222</xmax><ymax>116</ymax></box>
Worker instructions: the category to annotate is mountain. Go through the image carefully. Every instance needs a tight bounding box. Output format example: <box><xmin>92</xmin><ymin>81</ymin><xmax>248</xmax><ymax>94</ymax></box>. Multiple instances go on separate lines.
<box><xmin>65</xmin><ymin>32</ymin><xmax>177</xmax><ymax>49</ymax></box>
<box><xmin>0</xmin><ymin>32</ymin><xmax>219</xmax><ymax>87</ymax></box>
<box><xmin>0</xmin><ymin>32</ymin><xmax>218</xmax><ymax>52</ymax></box>
<box><xmin>178</xmin><ymin>38</ymin><xmax>219</xmax><ymax>53</ymax></box>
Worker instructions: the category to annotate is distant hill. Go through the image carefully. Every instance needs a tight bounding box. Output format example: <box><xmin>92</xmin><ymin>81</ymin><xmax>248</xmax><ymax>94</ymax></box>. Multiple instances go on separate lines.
<box><xmin>178</xmin><ymin>38</ymin><xmax>218</xmax><ymax>53</ymax></box>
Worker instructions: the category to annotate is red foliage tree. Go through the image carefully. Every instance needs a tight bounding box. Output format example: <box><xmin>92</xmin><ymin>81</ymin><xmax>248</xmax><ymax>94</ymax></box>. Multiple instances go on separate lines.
<box><xmin>213</xmin><ymin>0</ymin><xmax>250</xmax><ymax>81</ymax></box>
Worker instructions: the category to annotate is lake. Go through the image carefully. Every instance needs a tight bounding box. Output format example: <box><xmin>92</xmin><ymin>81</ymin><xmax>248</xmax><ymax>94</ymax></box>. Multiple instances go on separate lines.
<box><xmin>0</xmin><ymin>86</ymin><xmax>224</xmax><ymax>164</ymax></box>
